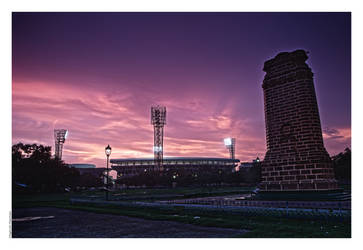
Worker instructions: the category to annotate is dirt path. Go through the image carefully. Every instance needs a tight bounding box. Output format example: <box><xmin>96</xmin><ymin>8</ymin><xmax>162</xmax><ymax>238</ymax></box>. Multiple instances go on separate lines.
<box><xmin>12</xmin><ymin>207</ymin><xmax>247</xmax><ymax>238</ymax></box>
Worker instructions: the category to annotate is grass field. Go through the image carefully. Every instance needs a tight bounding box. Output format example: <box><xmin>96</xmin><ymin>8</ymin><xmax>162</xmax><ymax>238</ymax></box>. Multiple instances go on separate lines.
<box><xmin>12</xmin><ymin>187</ymin><xmax>351</xmax><ymax>238</ymax></box>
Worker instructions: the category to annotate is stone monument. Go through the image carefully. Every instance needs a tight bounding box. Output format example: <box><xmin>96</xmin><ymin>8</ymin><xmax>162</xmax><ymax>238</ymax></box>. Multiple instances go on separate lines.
<box><xmin>260</xmin><ymin>50</ymin><xmax>338</xmax><ymax>192</ymax></box>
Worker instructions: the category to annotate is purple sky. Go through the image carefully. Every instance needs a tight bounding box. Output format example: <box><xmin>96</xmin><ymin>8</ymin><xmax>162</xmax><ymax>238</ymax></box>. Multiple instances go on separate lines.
<box><xmin>12</xmin><ymin>12</ymin><xmax>351</xmax><ymax>167</ymax></box>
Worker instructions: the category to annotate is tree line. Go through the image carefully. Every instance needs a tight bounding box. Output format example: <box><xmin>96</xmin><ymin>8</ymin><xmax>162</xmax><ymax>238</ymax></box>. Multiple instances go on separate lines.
<box><xmin>12</xmin><ymin>143</ymin><xmax>102</xmax><ymax>193</ymax></box>
<box><xmin>12</xmin><ymin>142</ymin><xmax>351</xmax><ymax>193</ymax></box>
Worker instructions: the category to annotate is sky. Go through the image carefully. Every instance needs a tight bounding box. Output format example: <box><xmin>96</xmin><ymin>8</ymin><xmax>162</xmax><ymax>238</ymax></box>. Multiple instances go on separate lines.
<box><xmin>12</xmin><ymin>12</ymin><xmax>351</xmax><ymax>168</ymax></box>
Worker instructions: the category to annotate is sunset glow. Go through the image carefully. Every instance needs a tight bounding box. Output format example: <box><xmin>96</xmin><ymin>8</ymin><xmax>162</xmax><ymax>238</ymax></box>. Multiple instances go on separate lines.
<box><xmin>12</xmin><ymin>13</ymin><xmax>351</xmax><ymax>167</ymax></box>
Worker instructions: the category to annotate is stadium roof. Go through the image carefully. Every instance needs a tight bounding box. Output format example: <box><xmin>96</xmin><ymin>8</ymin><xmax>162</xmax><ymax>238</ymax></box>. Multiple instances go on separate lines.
<box><xmin>111</xmin><ymin>157</ymin><xmax>239</xmax><ymax>163</ymax></box>
<box><xmin>69</xmin><ymin>163</ymin><xmax>96</xmax><ymax>168</ymax></box>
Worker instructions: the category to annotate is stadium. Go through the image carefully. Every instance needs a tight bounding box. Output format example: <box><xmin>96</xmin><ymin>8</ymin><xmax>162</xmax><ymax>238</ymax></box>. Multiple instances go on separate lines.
<box><xmin>111</xmin><ymin>157</ymin><xmax>240</xmax><ymax>179</ymax></box>
<box><xmin>69</xmin><ymin>164</ymin><xmax>106</xmax><ymax>177</ymax></box>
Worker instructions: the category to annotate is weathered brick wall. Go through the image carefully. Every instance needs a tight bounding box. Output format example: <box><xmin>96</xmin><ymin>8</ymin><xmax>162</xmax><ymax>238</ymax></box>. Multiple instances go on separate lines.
<box><xmin>260</xmin><ymin>50</ymin><xmax>337</xmax><ymax>191</ymax></box>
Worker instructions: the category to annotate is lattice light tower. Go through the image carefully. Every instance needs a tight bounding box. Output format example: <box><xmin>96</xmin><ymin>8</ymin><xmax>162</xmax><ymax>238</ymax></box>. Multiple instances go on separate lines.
<box><xmin>224</xmin><ymin>137</ymin><xmax>236</xmax><ymax>159</ymax></box>
<box><xmin>151</xmin><ymin>106</ymin><xmax>166</xmax><ymax>171</ymax></box>
<box><xmin>54</xmin><ymin>129</ymin><xmax>68</xmax><ymax>160</ymax></box>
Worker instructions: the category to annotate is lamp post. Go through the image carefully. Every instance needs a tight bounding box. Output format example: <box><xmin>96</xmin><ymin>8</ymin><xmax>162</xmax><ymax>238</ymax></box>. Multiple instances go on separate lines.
<box><xmin>105</xmin><ymin>144</ymin><xmax>112</xmax><ymax>201</ymax></box>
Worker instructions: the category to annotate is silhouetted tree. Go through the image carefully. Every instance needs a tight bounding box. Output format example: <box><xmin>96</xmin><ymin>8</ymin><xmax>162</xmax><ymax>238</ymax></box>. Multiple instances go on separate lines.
<box><xmin>332</xmin><ymin>147</ymin><xmax>351</xmax><ymax>181</ymax></box>
<box><xmin>12</xmin><ymin>143</ymin><xmax>80</xmax><ymax>193</ymax></box>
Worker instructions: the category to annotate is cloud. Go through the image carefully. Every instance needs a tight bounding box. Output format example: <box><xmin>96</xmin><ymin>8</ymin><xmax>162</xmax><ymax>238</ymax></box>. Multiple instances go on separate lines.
<box><xmin>14</xmin><ymin>79</ymin><xmax>350</xmax><ymax>167</ymax></box>
<box><xmin>322</xmin><ymin>126</ymin><xmax>351</xmax><ymax>155</ymax></box>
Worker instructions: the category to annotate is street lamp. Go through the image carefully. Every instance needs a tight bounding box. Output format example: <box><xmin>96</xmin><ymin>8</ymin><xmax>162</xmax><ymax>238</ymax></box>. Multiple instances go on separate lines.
<box><xmin>105</xmin><ymin>144</ymin><xmax>112</xmax><ymax>200</ymax></box>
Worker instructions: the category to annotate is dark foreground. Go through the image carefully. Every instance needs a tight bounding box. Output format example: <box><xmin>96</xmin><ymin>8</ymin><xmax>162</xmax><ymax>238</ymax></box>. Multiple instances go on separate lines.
<box><xmin>12</xmin><ymin>189</ymin><xmax>351</xmax><ymax>237</ymax></box>
<box><xmin>12</xmin><ymin>207</ymin><xmax>248</xmax><ymax>238</ymax></box>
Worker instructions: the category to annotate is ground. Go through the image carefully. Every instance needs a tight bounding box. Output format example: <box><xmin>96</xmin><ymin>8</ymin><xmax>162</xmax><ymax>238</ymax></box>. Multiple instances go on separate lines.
<box><xmin>12</xmin><ymin>186</ymin><xmax>351</xmax><ymax>238</ymax></box>
<box><xmin>12</xmin><ymin>207</ymin><xmax>247</xmax><ymax>238</ymax></box>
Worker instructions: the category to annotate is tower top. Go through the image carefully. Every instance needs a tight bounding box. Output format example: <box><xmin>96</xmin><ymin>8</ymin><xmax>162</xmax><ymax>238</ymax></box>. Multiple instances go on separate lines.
<box><xmin>151</xmin><ymin>105</ymin><xmax>166</xmax><ymax>126</ymax></box>
<box><xmin>263</xmin><ymin>49</ymin><xmax>308</xmax><ymax>73</ymax></box>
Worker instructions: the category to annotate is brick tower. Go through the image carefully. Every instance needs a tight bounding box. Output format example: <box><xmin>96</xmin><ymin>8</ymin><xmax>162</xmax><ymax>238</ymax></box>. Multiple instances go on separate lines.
<box><xmin>260</xmin><ymin>50</ymin><xmax>337</xmax><ymax>192</ymax></box>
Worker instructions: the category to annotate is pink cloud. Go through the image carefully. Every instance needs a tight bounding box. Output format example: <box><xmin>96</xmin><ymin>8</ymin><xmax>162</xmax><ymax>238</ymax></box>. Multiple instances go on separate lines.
<box><xmin>13</xmin><ymin>79</ymin><xmax>267</xmax><ymax>167</ymax></box>
<box><xmin>13</xmin><ymin>79</ymin><xmax>347</xmax><ymax>168</ymax></box>
<box><xmin>322</xmin><ymin>126</ymin><xmax>351</xmax><ymax>156</ymax></box>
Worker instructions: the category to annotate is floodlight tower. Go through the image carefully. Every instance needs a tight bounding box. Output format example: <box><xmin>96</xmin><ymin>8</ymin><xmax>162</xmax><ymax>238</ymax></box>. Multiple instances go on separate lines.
<box><xmin>54</xmin><ymin>129</ymin><xmax>68</xmax><ymax>160</ymax></box>
<box><xmin>151</xmin><ymin>105</ymin><xmax>166</xmax><ymax>171</ymax></box>
<box><xmin>224</xmin><ymin>137</ymin><xmax>236</xmax><ymax>159</ymax></box>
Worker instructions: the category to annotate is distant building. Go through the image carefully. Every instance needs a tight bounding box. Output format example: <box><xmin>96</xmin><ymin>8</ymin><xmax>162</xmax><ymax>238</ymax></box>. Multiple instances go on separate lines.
<box><xmin>240</xmin><ymin>162</ymin><xmax>254</xmax><ymax>168</ymax></box>
<box><xmin>69</xmin><ymin>163</ymin><xmax>105</xmax><ymax>177</ymax></box>
<box><xmin>236</xmin><ymin>157</ymin><xmax>261</xmax><ymax>171</ymax></box>
<box><xmin>239</xmin><ymin>157</ymin><xmax>260</xmax><ymax>168</ymax></box>
<box><xmin>69</xmin><ymin>163</ymin><xmax>96</xmax><ymax>169</ymax></box>
<box><xmin>111</xmin><ymin>157</ymin><xmax>240</xmax><ymax>179</ymax></box>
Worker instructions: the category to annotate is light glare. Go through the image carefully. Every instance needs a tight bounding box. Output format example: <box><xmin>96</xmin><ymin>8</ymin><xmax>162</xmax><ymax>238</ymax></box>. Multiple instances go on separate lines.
<box><xmin>224</xmin><ymin>138</ymin><xmax>232</xmax><ymax>146</ymax></box>
<box><xmin>153</xmin><ymin>146</ymin><xmax>162</xmax><ymax>152</ymax></box>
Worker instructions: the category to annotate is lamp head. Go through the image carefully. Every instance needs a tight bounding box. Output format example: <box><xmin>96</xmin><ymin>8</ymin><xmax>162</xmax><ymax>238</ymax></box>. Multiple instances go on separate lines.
<box><xmin>105</xmin><ymin>144</ymin><xmax>112</xmax><ymax>156</ymax></box>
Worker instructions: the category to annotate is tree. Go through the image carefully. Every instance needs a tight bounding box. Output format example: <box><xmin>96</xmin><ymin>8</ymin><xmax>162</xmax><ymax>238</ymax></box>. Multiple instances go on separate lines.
<box><xmin>332</xmin><ymin>147</ymin><xmax>351</xmax><ymax>181</ymax></box>
<box><xmin>12</xmin><ymin>143</ymin><xmax>80</xmax><ymax>193</ymax></box>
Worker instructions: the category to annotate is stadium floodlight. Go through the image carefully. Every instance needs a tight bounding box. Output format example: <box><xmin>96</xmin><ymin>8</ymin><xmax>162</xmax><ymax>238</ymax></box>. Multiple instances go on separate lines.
<box><xmin>224</xmin><ymin>137</ymin><xmax>236</xmax><ymax>159</ymax></box>
<box><xmin>153</xmin><ymin>146</ymin><xmax>163</xmax><ymax>153</ymax></box>
<box><xmin>151</xmin><ymin>105</ymin><xmax>166</xmax><ymax>172</ymax></box>
<box><xmin>54</xmin><ymin>129</ymin><xmax>68</xmax><ymax>160</ymax></box>
<box><xmin>224</xmin><ymin>138</ymin><xmax>232</xmax><ymax>146</ymax></box>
